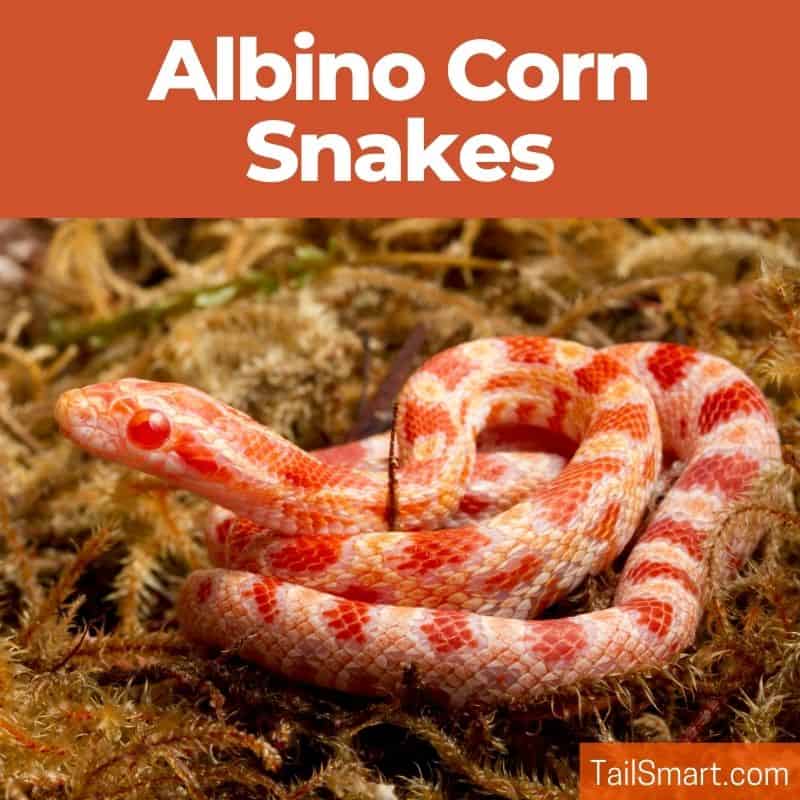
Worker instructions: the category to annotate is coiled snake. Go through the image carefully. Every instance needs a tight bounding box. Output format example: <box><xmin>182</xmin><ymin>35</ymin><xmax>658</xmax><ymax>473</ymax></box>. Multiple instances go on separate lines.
<box><xmin>55</xmin><ymin>338</ymin><xmax>780</xmax><ymax>706</ymax></box>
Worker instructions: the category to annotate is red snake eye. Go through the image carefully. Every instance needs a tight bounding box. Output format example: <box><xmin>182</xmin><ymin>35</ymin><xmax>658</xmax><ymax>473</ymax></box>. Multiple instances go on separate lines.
<box><xmin>127</xmin><ymin>409</ymin><xmax>171</xmax><ymax>449</ymax></box>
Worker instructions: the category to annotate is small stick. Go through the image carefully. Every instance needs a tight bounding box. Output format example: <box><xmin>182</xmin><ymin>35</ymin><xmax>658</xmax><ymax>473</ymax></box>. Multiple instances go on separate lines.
<box><xmin>346</xmin><ymin>323</ymin><xmax>427</xmax><ymax>441</ymax></box>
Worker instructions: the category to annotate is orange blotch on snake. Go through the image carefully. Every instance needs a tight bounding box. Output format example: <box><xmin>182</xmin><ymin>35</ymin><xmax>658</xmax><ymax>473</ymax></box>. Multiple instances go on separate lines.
<box><xmin>322</xmin><ymin>599</ymin><xmax>370</xmax><ymax>643</ymax></box>
<box><xmin>587</xmin><ymin>402</ymin><xmax>651</xmax><ymax>441</ymax></box>
<box><xmin>280</xmin><ymin>454</ymin><xmax>331</xmax><ymax>489</ymax></box>
<box><xmin>697</xmin><ymin>380</ymin><xmax>771</xmax><ymax>435</ymax></box>
<box><xmin>647</xmin><ymin>343</ymin><xmax>698</xmax><ymax>390</ymax></box>
<box><xmin>247</xmin><ymin>578</ymin><xmax>279</xmax><ymax>623</ymax></box>
<box><xmin>504</xmin><ymin>336</ymin><xmax>555</xmax><ymax>364</ymax></box>
<box><xmin>268</xmin><ymin>536</ymin><xmax>343</xmax><ymax>573</ymax></box>
<box><xmin>420</xmin><ymin>609</ymin><xmax>478</xmax><ymax>653</ymax></box>
<box><xmin>482</xmin><ymin>553</ymin><xmax>542</xmax><ymax>593</ymax></box>
<box><xmin>393</xmin><ymin>529</ymin><xmax>489</xmax><ymax>573</ymax></box>
<box><xmin>588</xmin><ymin>502</ymin><xmax>621</xmax><ymax>543</ymax></box>
<box><xmin>536</xmin><ymin>457</ymin><xmax>622</xmax><ymax>526</ymax></box>
<box><xmin>127</xmin><ymin>409</ymin><xmax>171</xmax><ymax>449</ymax></box>
<box><xmin>627</xmin><ymin>598</ymin><xmax>674</xmax><ymax>638</ymax></box>
<box><xmin>575</xmin><ymin>354</ymin><xmax>626</xmax><ymax>395</ymax></box>
<box><xmin>530</xmin><ymin>620</ymin><xmax>587</xmax><ymax>669</ymax></box>
<box><xmin>424</xmin><ymin>349</ymin><xmax>474</xmax><ymax>390</ymax></box>
<box><xmin>402</xmin><ymin>403</ymin><xmax>458</xmax><ymax>445</ymax></box>
<box><xmin>679</xmin><ymin>452</ymin><xmax>759</xmax><ymax>499</ymax></box>
<box><xmin>639</xmin><ymin>518</ymin><xmax>704</xmax><ymax>561</ymax></box>
<box><xmin>625</xmin><ymin>560</ymin><xmax>698</xmax><ymax>595</ymax></box>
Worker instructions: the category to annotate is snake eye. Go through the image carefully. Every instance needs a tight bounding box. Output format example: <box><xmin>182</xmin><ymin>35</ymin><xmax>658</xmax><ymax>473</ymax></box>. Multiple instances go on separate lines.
<box><xmin>127</xmin><ymin>409</ymin><xmax>171</xmax><ymax>450</ymax></box>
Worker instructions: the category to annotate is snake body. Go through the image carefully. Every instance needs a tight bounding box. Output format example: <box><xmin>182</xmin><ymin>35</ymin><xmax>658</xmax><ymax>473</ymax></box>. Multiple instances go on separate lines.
<box><xmin>55</xmin><ymin>338</ymin><xmax>780</xmax><ymax>705</ymax></box>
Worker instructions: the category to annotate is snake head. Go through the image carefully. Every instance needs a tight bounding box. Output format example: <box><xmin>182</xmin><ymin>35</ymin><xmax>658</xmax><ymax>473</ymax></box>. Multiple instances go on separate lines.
<box><xmin>54</xmin><ymin>378</ymin><xmax>254</xmax><ymax>486</ymax></box>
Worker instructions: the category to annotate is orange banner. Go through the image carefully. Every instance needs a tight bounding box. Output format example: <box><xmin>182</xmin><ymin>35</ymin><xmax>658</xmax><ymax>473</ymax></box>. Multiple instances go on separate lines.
<box><xmin>2</xmin><ymin>1</ymin><xmax>799</xmax><ymax>216</ymax></box>
<box><xmin>580</xmin><ymin>743</ymin><xmax>799</xmax><ymax>799</ymax></box>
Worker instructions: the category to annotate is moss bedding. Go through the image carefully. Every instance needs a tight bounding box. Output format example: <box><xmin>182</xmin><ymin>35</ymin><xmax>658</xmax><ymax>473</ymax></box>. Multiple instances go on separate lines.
<box><xmin>1</xmin><ymin>218</ymin><xmax>799</xmax><ymax>798</ymax></box>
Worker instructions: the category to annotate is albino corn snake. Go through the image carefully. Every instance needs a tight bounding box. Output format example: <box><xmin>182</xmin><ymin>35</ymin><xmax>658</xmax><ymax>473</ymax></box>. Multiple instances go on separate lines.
<box><xmin>55</xmin><ymin>337</ymin><xmax>780</xmax><ymax>706</ymax></box>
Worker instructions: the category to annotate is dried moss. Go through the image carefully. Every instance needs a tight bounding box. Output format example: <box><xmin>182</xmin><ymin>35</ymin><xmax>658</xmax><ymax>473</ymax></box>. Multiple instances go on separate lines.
<box><xmin>1</xmin><ymin>218</ymin><xmax>799</xmax><ymax>798</ymax></box>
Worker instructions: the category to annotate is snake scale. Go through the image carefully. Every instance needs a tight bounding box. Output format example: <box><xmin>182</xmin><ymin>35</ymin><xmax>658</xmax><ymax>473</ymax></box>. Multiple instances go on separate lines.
<box><xmin>55</xmin><ymin>337</ymin><xmax>780</xmax><ymax>706</ymax></box>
